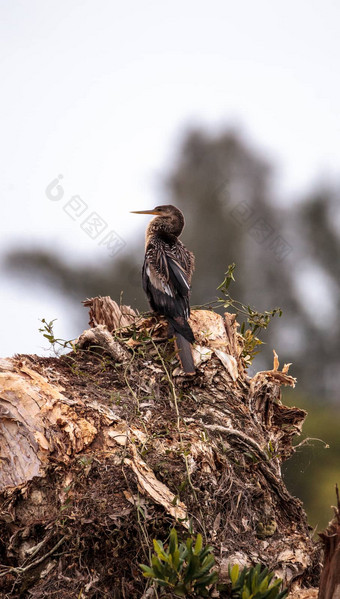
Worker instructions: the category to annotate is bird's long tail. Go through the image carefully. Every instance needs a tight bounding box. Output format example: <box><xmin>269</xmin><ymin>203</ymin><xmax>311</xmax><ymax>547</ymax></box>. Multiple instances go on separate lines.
<box><xmin>167</xmin><ymin>316</ymin><xmax>195</xmax><ymax>375</ymax></box>
<box><xmin>174</xmin><ymin>332</ymin><xmax>195</xmax><ymax>375</ymax></box>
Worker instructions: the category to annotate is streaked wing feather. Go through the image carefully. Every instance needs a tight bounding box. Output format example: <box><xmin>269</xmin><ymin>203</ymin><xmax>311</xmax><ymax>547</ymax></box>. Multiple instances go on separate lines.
<box><xmin>142</xmin><ymin>239</ymin><xmax>191</xmax><ymax>321</ymax></box>
<box><xmin>167</xmin><ymin>257</ymin><xmax>190</xmax><ymax>295</ymax></box>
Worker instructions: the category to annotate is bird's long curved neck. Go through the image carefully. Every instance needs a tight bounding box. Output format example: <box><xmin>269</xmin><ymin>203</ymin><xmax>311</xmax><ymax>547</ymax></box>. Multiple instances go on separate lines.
<box><xmin>145</xmin><ymin>213</ymin><xmax>184</xmax><ymax>246</ymax></box>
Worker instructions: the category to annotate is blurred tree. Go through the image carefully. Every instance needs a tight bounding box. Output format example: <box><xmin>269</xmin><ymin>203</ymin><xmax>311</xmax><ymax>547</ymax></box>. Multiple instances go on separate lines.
<box><xmin>293</xmin><ymin>190</ymin><xmax>340</xmax><ymax>397</ymax></box>
<box><xmin>164</xmin><ymin>130</ymin><xmax>340</xmax><ymax>399</ymax></box>
<box><xmin>6</xmin><ymin>249</ymin><xmax>144</xmax><ymax>307</ymax></box>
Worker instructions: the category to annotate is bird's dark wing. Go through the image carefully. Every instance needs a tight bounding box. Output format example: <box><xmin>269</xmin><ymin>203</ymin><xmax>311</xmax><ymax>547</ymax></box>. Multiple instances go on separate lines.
<box><xmin>143</xmin><ymin>236</ymin><xmax>195</xmax><ymax>353</ymax></box>
<box><xmin>167</xmin><ymin>256</ymin><xmax>191</xmax><ymax>296</ymax></box>
<box><xmin>142</xmin><ymin>238</ymin><xmax>193</xmax><ymax>321</ymax></box>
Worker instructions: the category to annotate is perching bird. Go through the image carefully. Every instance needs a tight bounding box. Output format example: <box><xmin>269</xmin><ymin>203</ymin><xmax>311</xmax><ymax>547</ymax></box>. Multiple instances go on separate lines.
<box><xmin>131</xmin><ymin>205</ymin><xmax>195</xmax><ymax>374</ymax></box>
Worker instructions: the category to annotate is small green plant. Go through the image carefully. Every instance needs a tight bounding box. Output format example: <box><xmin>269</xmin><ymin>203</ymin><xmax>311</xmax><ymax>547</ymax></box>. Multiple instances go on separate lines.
<box><xmin>39</xmin><ymin>318</ymin><xmax>75</xmax><ymax>354</ymax></box>
<box><xmin>228</xmin><ymin>563</ymin><xmax>288</xmax><ymax>599</ymax></box>
<box><xmin>217</xmin><ymin>264</ymin><xmax>282</xmax><ymax>364</ymax></box>
<box><xmin>140</xmin><ymin>528</ymin><xmax>218</xmax><ymax>597</ymax></box>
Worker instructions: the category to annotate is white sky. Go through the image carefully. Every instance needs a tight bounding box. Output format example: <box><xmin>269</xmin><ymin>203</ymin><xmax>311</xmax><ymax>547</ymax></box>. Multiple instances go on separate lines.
<box><xmin>1</xmin><ymin>0</ymin><xmax>340</xmax><ymax>356</ymax></box>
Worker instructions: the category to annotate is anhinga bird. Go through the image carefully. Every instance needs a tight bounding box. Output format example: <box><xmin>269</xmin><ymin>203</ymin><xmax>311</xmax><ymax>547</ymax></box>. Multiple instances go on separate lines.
<box><xmin>131</xmin><ymin>205</ymin><xmax>195</xmax><ymax>374</ymax></box>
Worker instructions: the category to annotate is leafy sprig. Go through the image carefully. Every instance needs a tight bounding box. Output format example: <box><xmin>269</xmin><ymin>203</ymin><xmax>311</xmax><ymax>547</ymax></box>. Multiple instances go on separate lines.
<box><xmin>217</xmin><ymin>264</ymin><xmax>282</xmax><ymax>363</ymax></box>
<box><xmin>39</xmin><ymin>318</ymin><xmax>75</xmax><ymax>354</ymax></box>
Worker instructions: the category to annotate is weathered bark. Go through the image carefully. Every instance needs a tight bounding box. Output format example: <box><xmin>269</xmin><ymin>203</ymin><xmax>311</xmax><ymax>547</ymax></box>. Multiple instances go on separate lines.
<box><xmin>0</xmin><ymin>299</ymin><xmax>320</xmax><ymax>597</ymax></box>
<box><xmin>319</xmin><ymin>485</ymin><xmax>340</xmax><ymax>599</ymax></box>
<box><xmin>82</xmin><ymin>296</ymin><xmax>137</xmax><ymax>331</ymax></box>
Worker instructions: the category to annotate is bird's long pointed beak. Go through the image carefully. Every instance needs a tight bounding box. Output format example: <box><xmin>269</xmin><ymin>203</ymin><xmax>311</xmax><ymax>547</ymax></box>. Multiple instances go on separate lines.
<box><xmin>130</xmin><ymin>209</ymin><xmax>159</xmax><ymax>215</ymax></box>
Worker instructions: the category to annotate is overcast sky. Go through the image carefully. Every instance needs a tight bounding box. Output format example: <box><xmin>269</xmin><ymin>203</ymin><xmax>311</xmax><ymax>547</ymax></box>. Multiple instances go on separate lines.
<box><xmin>1</xmin><ymin>0</ymin><xmax>340</xmax><ymax>357</ymax></box>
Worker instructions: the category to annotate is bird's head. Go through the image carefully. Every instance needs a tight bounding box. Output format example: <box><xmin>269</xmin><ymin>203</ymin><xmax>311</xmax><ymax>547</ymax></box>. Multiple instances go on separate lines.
<box><xmin>131</xmin><ymin>205</ymin><xmax>185</xmax><ymax>237</ymax></box>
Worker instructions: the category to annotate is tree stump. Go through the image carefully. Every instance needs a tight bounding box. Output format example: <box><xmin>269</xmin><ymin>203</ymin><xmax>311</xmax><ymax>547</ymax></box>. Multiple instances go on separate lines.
<box><xmin>0</xmin><ymin>299</ymin><xmax>320</xmax><ymax>597</ymax></box>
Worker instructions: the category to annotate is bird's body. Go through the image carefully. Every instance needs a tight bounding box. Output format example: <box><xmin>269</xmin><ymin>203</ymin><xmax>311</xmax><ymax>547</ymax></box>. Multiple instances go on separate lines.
<box><xmin>131</xmin><ymin>205</ymin><xmax>195</xmax><ymax>374</ymax></box>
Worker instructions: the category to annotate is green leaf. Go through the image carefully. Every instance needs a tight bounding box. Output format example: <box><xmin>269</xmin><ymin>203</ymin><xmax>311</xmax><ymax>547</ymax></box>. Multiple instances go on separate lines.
<box><xmin>248</xmin><ymin>565</ymin><xmax>254</xmax><ymax>589</ymax></box>
<box><xmin>154</xmin><ymin>578</ymin><xmax>171</xmax><ymax>587</ymax></box>
<box><xmin>153</xmin><ymin>539</ymin><xmax>167</xmax><ymax>561</ymax></box>
<box><xmin>151</xmin><ymin>555</ymin><xmax>164</xmax><ymax>578</ymax></box>
<box><xmin>238</xmin><ymin>566</ymin><xmax>247</xmax><ymax>587</ymax></box>
<box><xmin>229</xmin><ymin>563</ymin><xmax>240</xmax><ymax>584</ymax></box>
<box><xmin>195</xmin><ymin>571</ymin><xmax>219</xmax><ymax>586</ymax></box>
<box><xmin>265</xmin><ymin>589</ymin><xmax>280</xmax><ymax>599</ymax></box>
<box><xmin>199</xmin><ymin>545</ymin><xmax>214</xmax><ymax>560</ymax></box>
<box><xmin>139</xmin><ymin>564</ymin><xmax>154</xmax><ymax>577</ymax></box>
<box><xmin>196</xmin><ymin>554</ymin><xmax>215</xmax><ymax>575</ymax></box>
<box><xmin>173</xmin><ymin>547</ymin><xmax>180</xmax><ymax>570</ymax></box>
<box><xmin>260</xmin><ymin>583</ymin><xmax>284</xmax><ymax>599</ymax></box>
<box><xmin>258</xmin><ymin>568</ymin><xmax>269</xmax><ymax>583</ymax></box>
<box><xmin>183</xmin><ymin>554</ymin><xmax>200</xmax><ymax>584</ymax></box>
<box><xmin>254</xmin><ymin>564</ymin><xmax>262</xmax><ymax>576</ymax></box>
<box><xmin>259</xmin><ymin>577</ymin><xmax>269</xmax><ymax>592</ymax></box>
<box><xmin>242</xmin><ymin>587</ymin><xmax>251</xmax><ymax>599</ymax></box>
<box><xmin>194</xmin><ymin>533</ymin><xmax>203</xmax><ymax>554</ymax></box>
<box><xmin>169</xmin><ymin>528</ymin><xmax>178</xmax><ymax>555</ymax></box>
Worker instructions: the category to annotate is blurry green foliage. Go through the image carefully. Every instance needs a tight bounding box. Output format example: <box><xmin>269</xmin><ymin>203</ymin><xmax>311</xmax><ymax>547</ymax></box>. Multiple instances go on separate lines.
<box><xmin>282</xmin><ymin>390</ymin><xmax>340</xmax><ymax>531</ymax></box>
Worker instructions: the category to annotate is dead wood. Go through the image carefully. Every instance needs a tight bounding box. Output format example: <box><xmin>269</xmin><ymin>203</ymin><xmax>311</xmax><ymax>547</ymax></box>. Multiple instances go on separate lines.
<box><xmin>82</xmin><ymin>296</ymin><xmax>137</xmax><ymax>331</ymax></box>
<box><xmin>77</xmin><ymin>324</ymin><xmax>131</xmax><ymax>362</ymax></box>
<box><xmin>318</xmin><ymin>485</ymin><xmax>340</xmax><ymax>599</ymax></box>
<box><xmin>0</xmin><ymin>299</ymin><xmax>320</xmax><ymax>598</ymax></box>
